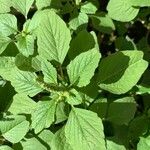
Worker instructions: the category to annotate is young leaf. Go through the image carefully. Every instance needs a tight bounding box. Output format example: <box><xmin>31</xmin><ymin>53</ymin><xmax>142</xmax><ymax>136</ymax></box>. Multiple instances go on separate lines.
<box><xmin>67</xmin><ymin>49</ymin><xmax>101</xmax><ymax>87</ymax></box>
<box><xmin>107</xmin><ymin>0</ymin><xmax>139</xmax><ymax>22</ymax></box>
<box><xmin>41</xmin><ymin>59</ymin><xmax>57</xmax><ymax>84</ymax></box>
<box><xmin>37</xmin><ymin>10</ymin><xmax>71</xmax><ymax>63</ymax></box>
<box><xmin>65</xmin><ymin>108</ymin><xmax>106</xmax><ymax>150</ymax></box>
<box><xmin>31</xmin><ymin>100</ymin><xmax>57</xmax><ymax>133</ymax></box>
<box><xmin>98</xmin><ymin>51</ymin><xmax>148</xmax><ymax>94</ymax></box>
<box><xmin>0</xmin><ymin>14</ymin><xmax>17</xmax><ymax>36</ymax></box>
<box><xmin>11</xmin><ymin>0</ymin><xmax>34</xmax><ymax>18</ymax></box>
<box><xmin>16</xmin><ymin>34</ymin><xmax>35</xmax><ymax>57</ymax></box>
<box><xmin>0</xmin><ymin>35</ymin><xmax>11</xmax><ymax>54</ymax></box>
<box><xmin>8</xmin><ymin>94</ymin><xmax>37</xmax><ymax>115</ymax></box>
<box><xmin>0</xmin><ymin>115</ymin><xmax>29</xmax><ymax>143</ymax></box>
<box><xmin>10</xmin><ymin>68</ymin><xmax>43</xmax><ymax>97</ymax></box>
<box><xmin>0</xmin><ymin>0</ymin><xmax>12</xmax><ymax>14</ymax></box>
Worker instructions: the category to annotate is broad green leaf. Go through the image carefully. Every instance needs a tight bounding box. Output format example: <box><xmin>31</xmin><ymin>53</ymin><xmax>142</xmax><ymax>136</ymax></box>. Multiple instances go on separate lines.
<box><xmin>55</xmin><ymin>101</ymin><xmax>68</xmax><ymax>124</ymax></box>
<box><xmin>11</xmin><ymin>0</ymin><xmax>34</xmax><ymax>18</ymax></box>
<box><xmin>80</xmin><ymin>0</ymin><xmax>98</xmax><ymax>14</ymax></box>
<box><xmin>65</xmin><ymin>89</ymin><xmax>83</xmax><ymax>105</ymax></box>
<box><xmin>0</xmin><ymin>14</ymin><xmax>17</xmax><ymax>36</ymax></box>
<box><xmin>37</xmin><ymin>10</ymin><xmax>71</xmax><ymax>63</ymax></box>
<box><xmin>10</xmin><ymin>68</ymin><xmax>43</xmax><ymax>97</ymax></box>
<box><xmin>0</xmin><ymin>0</ymin><xmax>12</xmax><ymax>13</ymax></box>
<box><xmin>0</xmin><ymin>115</ymin><xmax>29</xmax><ymax>143</ymax></box>
<box><xmin>131</xmin><ymin>0</ymin><xmax>150</xmax><ymax>7</ymax></box>
<box><xmin>91</xmin><ymin>13</ymin><xmax>115</xmax><ymax>34</ymax></box>
<box><xmin>0</xmin><ymin>57</ymin><xmax>15</xmax><ymax>80</ymax></box>
<box><xmin>98</xmin><ymin>51</ymin><xmax>148</xmax><ymax>94</ymax></box>
<box><xmin>68</xmin><ymin>30</ymin><xmax>98</xmax><ymax>59</ymax></box>
<box><xmin>107</xmin><ymin>0</ymin><xmax>139</xmax><ymax>22</ymax></box>
<box><xmin>31</xmin><ymin>100</ymin><xmax>57</xmax><ymax>133</ymax></box>
<box><xmin>8</xmin><ymin>94</ymin><xmax>37</xmax><ymax>115</ymax></box>
<box><xmin>0</xmin><ymin>146</ymin><xmax>13</xmax><ymax>150</ymax></box>
<box><xmin>36</xmin><ymin>0</ymin><xmax>51</xmax><ymax>9</ymax></box>
<box><xmin>90</xmin><ymin>97</ymin><xmax>136</xmax><ymax>125</ymax></box>
<box><xmin>0</xmin><ymin>35</ymin><xmax>11</xmax><ymax>54</ymax></box>
<box><xmin>32</xmin><ymin>55</ymin><xmax>43</xmax><ymax>71</ymax></box>
<box><xmin>15</xmin><ymin>53</ymin><xmax>33</xmax><ymax>71</ymax></box>
<box><xmin>38</xmin><ymin>130</ymin><xmax>54</xmax><ymax>147</ymax></box>
<box><xmin>65</xmin><ymin>108</ymin><xmax>106</xmax><ymax>150</ymax></box>
<box><xmin>20</xmin><ymin>137</ymin><xmax>47</xmax><ymax>150</ymax></box>
<box><xmin>69</xmin><ymin>12</ymin><xmax>88</xmax><ymax>31</ymax></box>
<box><xmin>67</xmin><ymin>49</ymin><xmax>101</xmax><ymax>87</ymax></box>
<box><xmin>128</xmin><ymin>115</ymin><xmax>149</xmax><ymax>140</ymax></box>
<box><xmin>41</xmin><ymin>60</ymin><xmax>57</xmax><ymax>84</ymax></box>
<box><xmin>106</xmin><ymin>140</ymin><xmax>126</xmax><ymax>150</ymax></box>
<box><xmin>16</xmin><ymin>34</ymin><xmax>35</xmax><ymax>57</ymax></box>
<box><xmin>51</xmin><ymin>128</ymin><xmax>73</xmax><ymax>150</ymax></box>
<box><xmin>137</xmin><ymin>136</ymin><xmax>150</xmax><ymax>150</ymax></box>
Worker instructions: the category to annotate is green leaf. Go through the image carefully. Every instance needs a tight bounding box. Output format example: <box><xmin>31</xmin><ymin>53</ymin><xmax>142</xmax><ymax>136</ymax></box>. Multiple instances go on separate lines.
<box><xmin>55</xmin><ymin>102</ymin><xmax>68</xmax><ymax>124</ymax></box>
<box><xmin>37</xmin><ymin>10</ymin><xmax>71</xmax><ymax>63</ymax></box>
<box><xmin>0</xmin><ymin>0</ymin><xmax>12</xmax><ymax>13</ymax></box>
<box><xmin>16</xmin><ymin>34</ymin><xmax>35</xmax><ymax>57</ymax></box>
<box><xmin>41</xmin><ymin>59</ymin><xmax>57</xmax><ymax>84</ymax></box>
<box><xmin>8</xmin><ymin>94</ymin><xmax>37</xmax><ymax>115</ymax></box>
<box><xmin>67</xmin><ymin>49</ymin><xmax>101</xmax><ymax>87</ymax></box>
<box><xmin>0</xmin><ymin>14</ymin><xmax>17</xmax><ymax>36</ymax></box>
<box><xmin>0</xmin><ymin>146</ymin><xmax>13</xmax><ymax>150</ymax></box>
<box><xmin>38</xmin><ymin>129</ymin><xmax>54</xmax><ymax>147</ymax></box>
<box><xmin>10</xmin><ymin>68</ymin><xmax>43</xmax><ymax>97</ymax></box>
<box><xmin>98</xmin><ymin>51</ymin><xmax>148</xmax><ymax>94</ymax></box>
<box><xmin>65</xmin><ymin>108</ymin><xmax>106</xmax><ymax>150</ymax></box>
<box><xmin>0</xmin><ymin>57</ymin><xmax>16</xmax><ymax>80</ymax></box>
<box><xmin>136</xmin><ymin>85</ymin><xmax>150</xmax><ymax>95</ymax></box>
<box><xmin>0</xmin><ymin>115</ymin><xmax>29</xmax><ymax>143</ymax></box>
<box><xmin>68</xmin><ymin>30</ymin><xmax>98</xmax><ymax>59</ymax></box>
<box><xmin>36</xmin><ymin>0</ymin><xmax>51</xmax><ymax>9</ymax></box>
<box><xmin>107</xmin><ymin>0</ymin><xmax>139</xmax><ymax>22</ymax></box>
<box><xmin>90</xmin><ymin>96</ymin><xmax>136</xmax><ymax>125</ymax></box>
<box><xmin>80</xmin><ymin>0</ymin><xmax>99</xmax><ymax>14</ymax></box>
<box><xmin>11</xmin><ymin>0</ymin><xmax>34</xmax><ymax>18</ymax></box>
<box><xmin>20</xmin><ymin>137</ymin><xmax>47</xmax><ymax>150</ymax></box>
<box><xmin>131</xmin><ymin>0</ymin><xmax>150</xmax><ymax>7</ymax></box>
<box><xmin>91</xmin><ymin>13</ymin><xmax>115</xmax><ymax>34</ymax></box>
<box><xmin>31</xmin><ymin>100</ymin><xmax>57</xmax><ymax>133</ymax></box>
<box><xmin>65</xmin><ymin>89</ymin><xmax>83</xmax><ymax>105</ymax></box>
<box><xmin>106</xmin><ymin>140</ymin><xmax>126</xmax><ymax>150</ymax></box>
<box><xmin>69</xmin><ymin>12</ymin><xmax>88</xmax><ymax>31</ymax></box>
<box><xmin>137</xmin><ymin>136</ymin><xmax>150</xmax><ymax>150</ymax></box>
<box><xmin>0</xmin><ymin>35</ymin><xmax>11</xmax><ymax>54</ymax></box>
<box><xmin>51</xmin><ymin>128</ymin><xmax>73</xmax><ymax>150</ymax></box>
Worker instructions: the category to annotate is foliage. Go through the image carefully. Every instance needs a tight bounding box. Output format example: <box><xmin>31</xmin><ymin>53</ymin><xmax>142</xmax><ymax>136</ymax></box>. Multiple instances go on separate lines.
<box><xmin>0</xmin><ymin>0</ymin><xmax>150</xmax><ymax>150</ymax></box>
